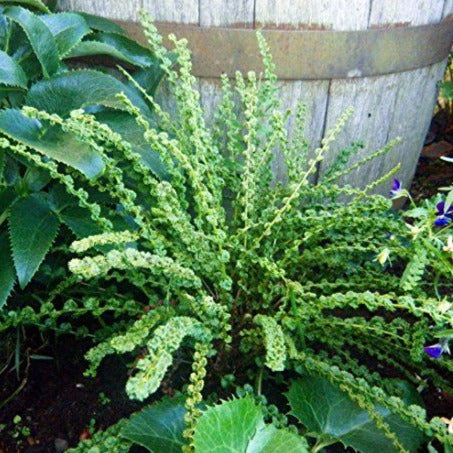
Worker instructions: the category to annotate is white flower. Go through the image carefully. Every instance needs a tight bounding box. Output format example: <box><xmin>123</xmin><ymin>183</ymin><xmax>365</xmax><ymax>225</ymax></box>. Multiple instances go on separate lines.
<box><xmin>406</xmin><ymin>223</ymin><xmax>424</xmax><ymax>238</ymax></box>
<box><xmin>438</xmin><ymin>300</ymin><xmax>452</xmax><ymax>314</ymax></box>
<box><xmin>443</xmin><ymin>236</ymin><xmax>453</xmax><ymax>253</ymax></box>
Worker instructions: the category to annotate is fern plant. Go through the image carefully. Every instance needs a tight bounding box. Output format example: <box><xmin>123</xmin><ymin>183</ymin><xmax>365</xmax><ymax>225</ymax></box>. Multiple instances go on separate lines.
<box><xmin>1</xmin><ymin>12</ymin><xmax>452</xmax><ymax>452</ymax></box>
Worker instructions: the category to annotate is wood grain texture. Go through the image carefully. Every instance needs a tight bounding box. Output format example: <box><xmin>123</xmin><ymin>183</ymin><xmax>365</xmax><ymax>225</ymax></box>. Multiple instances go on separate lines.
<box><xmin>199</xmin><ymin>0</ymin><xmax>254</xmax><ymax>27</ymax></box>
<box><xmin>368</xmin><ymin>0</ymin><xmax>446</xmax><ymax>26</ymax></box>
<box><xmin>318</xmin><ymin>74</ymin><xmax>400</xmax><ymax>192</ymax></box>
<box><xmin>59</xmin><ymin>0</ymin><xmax>140</xmax><ymax>20</ymax></box>
<box><xmin>376</xmin><ymin>61</ymin><xmax>446</xmax><ymax>192</ymax></box>
<box><xmin>272</xmin><ymin>80</ymin><xmax>329</xmax><ymax>182</ymax></box>
<box><xmin>442</xmin><ymin>0</ymin><xmax>453</xmax><ymax>17</ymax></box>
<box><xmin>254</xmin><ymin>0</ymin><xmax>371</xmax><ymax>30</ymax></box>
<box><xmin>141</xmin><ymin>0</ymin><xmax>198</xmax><ymax>23</ymax></box>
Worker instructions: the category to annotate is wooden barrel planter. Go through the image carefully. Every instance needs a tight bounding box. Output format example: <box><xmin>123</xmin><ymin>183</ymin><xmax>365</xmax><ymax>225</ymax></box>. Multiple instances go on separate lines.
<box><xmin>60</xmin><ymin>0</ymin><xmax>453</xmax><ymax>193</ymax></box>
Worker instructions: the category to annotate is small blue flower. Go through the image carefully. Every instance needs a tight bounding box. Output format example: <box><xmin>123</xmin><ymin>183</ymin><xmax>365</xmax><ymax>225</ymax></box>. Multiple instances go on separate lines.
<box><xmin>390</xmin><ymin>179</ymin><xmax>402</xmax><ymax>198</ymax></box>
<box><xmin>424</xmin><ymin>344</ymin><xmax>444</xmax><ymax>359</ymax></box>
<box><xmin>424</xmin><ymin>338</ymin><xmax>450</xmax><ymax>359</ymax></box>
<box><xmin>434</xmin><ymin>201</ymin><xmax>453</xmax><ymax>227</ymax></box>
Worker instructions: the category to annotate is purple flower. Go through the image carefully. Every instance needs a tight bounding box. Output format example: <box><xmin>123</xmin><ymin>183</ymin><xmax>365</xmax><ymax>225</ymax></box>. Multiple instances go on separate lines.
<box><xmin>424</xmin><ymin>344</ymin><xmax>444</xmax><ymax>359</ymax></box>
<box><xmin>390</xmin><ymin>179</ymin><xmax>402</xmax><ymax>197</ymax></box>
<box><xmin>434</xmin><ymin>201</ymin><xmax>453</xmax><ymax>227</ymax></box>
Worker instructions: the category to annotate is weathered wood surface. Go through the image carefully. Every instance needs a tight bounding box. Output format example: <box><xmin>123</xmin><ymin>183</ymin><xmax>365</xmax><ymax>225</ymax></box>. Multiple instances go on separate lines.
<box><xmin>59</xmin><ymin>0</ymin><xmax>452</xmax><ymax>193</ymax></box>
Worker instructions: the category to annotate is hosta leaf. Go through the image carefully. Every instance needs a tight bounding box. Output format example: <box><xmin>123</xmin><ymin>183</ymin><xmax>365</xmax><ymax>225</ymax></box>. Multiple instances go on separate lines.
<box><xmin>77</xmin><ymin>12</ymin><xmax>125</xmax><ymax>35</ymax></box>
<box><xmin>193</xmin><ymin>397</ymin><xmax>309</xmax><ymax>453</ymax></box>
<box><xmin>95</xmin><ymin>110</ymin><xmax>167</xmax><ymax>179</ymax></box>
<box><xmin>287</xmin><ymin>375</ymin><xmax>424</xmax><ymax>453</ymax></box>
<box><xmin>41</xmin><ymin>12</ymin><xmax>90</xmax><ymax>57</ymax></box>
<box><xmin>26</xmin><ymin>69</ymin><xmax>151</xmax><ymax>117</ymax></box>
<box><xmin>9</xmin><ymin>193</ymin><xmax>59</xmax><ymax>288</ymax></box>
<box><xmin>0</xmin><ymin>50</ymin><xmax>28</xmax><ymax>88</ymax></box>
<box><xmin>0</xmin><ymin>232</ymin><xmax>15</xmax><ymax>308</ymax></box>
<box><xmin>0</xmin><ymin>0</ymin><xmax>50</xmax><ymax>13</ymax></box>
<box><xmin>67</xmin><ymin>32</ymin><xmax>158</xmax><ymax>68</ymax></box>
<box><xmin>0</xmin><ymin>109</ymin><xmax>105</xmax><ymax>178</ymax></box>
<box><xmin>122</xmin><ymin>397</ymin><xmax>186</xmax><ymax>453</ymax></box>
<box><xmin>4</xmin><ymin>6</ymin><xmax>59</xmax><ymax>77</ymax></box>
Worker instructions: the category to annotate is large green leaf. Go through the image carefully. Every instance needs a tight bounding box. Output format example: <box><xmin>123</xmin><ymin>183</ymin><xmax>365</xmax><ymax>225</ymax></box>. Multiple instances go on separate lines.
<box><xmin>0</xmin><ymin>109</ymin><xmax>105</xmax><ymax>178</ymax></box>
<box><xmin>77</xmin><ymin>12</ymin><xmax>125</xmax><ymax>35</ymax></box>
<box><xmin>0</xmin><ymin>0</ymin><xmax>50</xmax><ymax>13</ymax></box>
<box><xmin>0</xmin><ymin>187</ymin><xmax>17</xmax><ymax>216</ymax></box>
<box><xmin>26</xmin><ymin>69</ymin><xmax>151</xmax><ymax>117</ymax></box>
<box><xmin>287</xmin><ymin>376</ymin><xmax>424</xmax><ymax>453</ymax></box>
<box><xmin>132</xmin><ymin>65</ymin><xmax>166</xmax><ymax>96</ymax></box>
<box><xmin>440</xmin><ymin>81</ymin><xmax>453</xmax><ymax>100</ymax></box>
<box><xmin>41</xmin><ymin>12</ymin><xmax>90</xmax><ymax>57</ymax></box>
<box><xmin>95</xmin><ymin>110</ymin><xmax>167</xmax><ymax>179</ymax></box>
<box><xmin>4</xmin><ymin>6</ymin><xmax>59</xmax><ymax>77</ymax></box>
<box><xmin>0</xmin><ymin>232</ymin><xmax>15</xmax><ymax>308</ymax></box>
<box><xmin>0</xmin><ymin>50</ymin><xmax>28</xmax><ymax>88</ymax></box>
<box><xmin>67</xmin><ymin>32</ymin><xmax>158</xmax><ymax>68</ymax></box>
<box><xmin>9</xmin><ymin>193</ymin><xmax>59</xmax><ymax>287</ymax></box>
<box><xmin>59</xmin><ymin>206</ymin><xmax>102</xmax><ymax>238</ymax></box>
<box><xmin>193</xmin><ymin>397</ymin><xmax>309</xmax><ymax>453</ymax></box>
<box><xmin>122</xmin><ymin>397</ymin><xmax>186</xmax><ymax>453</ymax></box>
<box><xmin>23</xmin><ymin>166</ymin><xmax>51</xmax><ymax>192</ymax></box>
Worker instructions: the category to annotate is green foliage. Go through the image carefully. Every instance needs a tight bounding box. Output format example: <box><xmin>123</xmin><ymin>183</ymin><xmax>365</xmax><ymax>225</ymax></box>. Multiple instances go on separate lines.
<box><xmin>9</xmin><ymin>193</ymin><xmax>59</xmax><ymax>287</ymax></box>
<box><xmin>193</xmin><ymin>396</ymin><xmax>308</xmax><ymax>453</ymax></box>
<box><xmin>67</xmin><ymin>420</ymin><xmax>132</xmax><ymax>453</ymax></box>
<box><xmin>122</xmin><ymin>397</ymin><xmax>187</xmax><ymax>452</ymax></box>
<box><xmin>2</xmin><ymin>11</ymin><xmax>452</xmax><ymax>453</ymax></box>
<box><xmin>287</xmin><ymin>375</ymin><xmax>424</xmax><ymax>452</ymax></box>
<box><xmin>0</xmin><ymin>232</ymin><xmax>15</xmax><ymax>307</ymax></box>
<box><xmin>0</xmin><ymin>2</ymin><xmax>166</xmax><ymax>300</ymax></box>
<box><xmin>122</xmin><ymin>396</ymin><xmax>308</xmax><ymax>453</ymax></box>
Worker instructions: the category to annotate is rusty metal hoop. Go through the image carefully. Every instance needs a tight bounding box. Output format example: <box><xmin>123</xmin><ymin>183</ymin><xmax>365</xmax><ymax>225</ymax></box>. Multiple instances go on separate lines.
<box><xmin>118</xmin><ymin>15</ymin><xmax>453</xmax><ymax>80</ymax></box>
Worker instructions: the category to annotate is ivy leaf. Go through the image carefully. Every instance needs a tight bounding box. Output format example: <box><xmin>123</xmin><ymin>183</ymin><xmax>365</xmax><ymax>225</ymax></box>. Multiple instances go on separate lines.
<box><xmin>41</xmin><ymin>12</ymin><xmax>91</xmax><ymax>57</ymax></box>
<box><xmin>121</xmin><ymin>397</ymin><xmax>187</xmax><ymax>452</ymax></box>
<box><xmin>0</xmin><ymin>50</ymin><xmax>28</xmax><ymax>89</ymax></box>
<box><xmin>287</xmin><ymin>375</ymin><xmax>424</xmax><ymax>453</ymax></box>
<box><xmin>3</xmin><ymin>6</ymin><xmax>60</xmax><ymax>78</ymax></box>
<box><xmin>0</xmin><ymin>0</ymin><xmax>50</xmax><ymax>13</ymax></box>
<box><xmin>0</xmin><ymin>109</ymin><xmax>105</xmax><ymax>178</ymax></box>
<box><xmin>193</xmin><ymin>397</ymin><xmax>309</xmax><ymax>453</ymax></box>
<box><xmin>26</xmin><ymin>69</ymin><xmax>152</xmax><ymax>117</ymax></box>
<box><xmin>9</xmin><ymin>193</ymin><xmax>59</xmax><ymax>288</ymax></box>
<box><xmin>67</xmin><ymin>32</ymin><xmax>158</xmax><ymax>68</ymax></box>
<box><xmin>77</xmin><ymin>12</ymin><xmax>125</xmax><ymax>35</ymax></box>
<box><xmin>0</xmin><ymin>232</ymin><xmax>15</xmax><ymax>308</ymax></box>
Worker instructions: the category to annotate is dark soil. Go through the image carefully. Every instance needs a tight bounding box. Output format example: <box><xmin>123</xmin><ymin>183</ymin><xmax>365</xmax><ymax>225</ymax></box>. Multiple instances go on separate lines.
<box><xmin>410</xmin><ymin>110</ymin><xmax>453</xmax><ymax>200</ymax></box>
<box><xmin>0</xmin><ymin>335</ymin><xmax>141</xmax><ymax>452</ymax></box>
<box><xmin>0</xmin><ymin>111</ymin><xmax>452</xmax><ymax>453</ymax></box>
